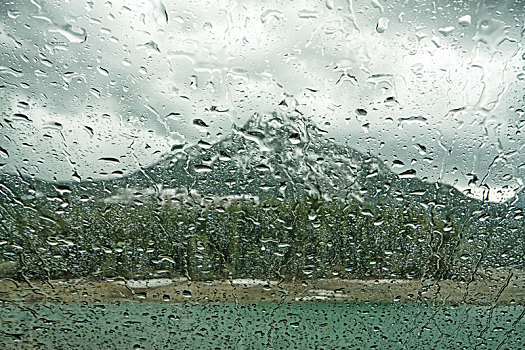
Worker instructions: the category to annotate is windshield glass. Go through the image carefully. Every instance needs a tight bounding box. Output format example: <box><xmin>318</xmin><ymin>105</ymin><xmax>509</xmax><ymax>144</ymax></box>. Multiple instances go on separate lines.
<box><xmin>1</xmin><ymin>0</ymin><xmax>524</xmax><ymax>348</ymax></box>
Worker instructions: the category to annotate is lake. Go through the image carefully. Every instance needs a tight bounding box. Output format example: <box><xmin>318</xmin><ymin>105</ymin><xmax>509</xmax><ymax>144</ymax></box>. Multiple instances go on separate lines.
<box><xmin>1</xmin><ymin>302</ymin><xmax>523</xmax><ymax>349</ymax></box>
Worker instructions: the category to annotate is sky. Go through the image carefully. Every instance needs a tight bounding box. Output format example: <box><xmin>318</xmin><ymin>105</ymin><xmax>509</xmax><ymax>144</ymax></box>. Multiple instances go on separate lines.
<box><xmin>0</xmin><ymin>0</ymin><xmax>524</xmax><ymax>202</ymax></box>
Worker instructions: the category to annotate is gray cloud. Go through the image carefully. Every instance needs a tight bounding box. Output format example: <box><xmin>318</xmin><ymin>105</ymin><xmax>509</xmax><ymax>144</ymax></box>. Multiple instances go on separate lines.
<box><xmin>0</xmin><ymin>0</ymin><xmax>523</xmax><ymax>202</ymax></box>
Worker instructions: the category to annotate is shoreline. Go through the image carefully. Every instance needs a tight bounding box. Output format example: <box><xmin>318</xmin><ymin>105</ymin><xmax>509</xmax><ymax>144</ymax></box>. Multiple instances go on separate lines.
<box><xmin>1</xmin><ymin>272</ymin><xmax>523</xmax><ymax>305</ymax></box>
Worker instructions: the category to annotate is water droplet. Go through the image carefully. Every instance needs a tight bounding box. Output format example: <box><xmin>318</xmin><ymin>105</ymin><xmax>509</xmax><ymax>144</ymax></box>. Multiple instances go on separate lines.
<box><xmin>261</xmin><ymin>9</ymin><xmax>284</xmax><ymax>24</ymax></box>
<box><xmin>197</xmin><ymin>140</ymin><xmax>212</xmax><ymax>149</ymax></box>
<box><xmin>194</xmin><ymin>164</ymin><xmax>212</xmax><ymax>173</ymax></box>
<box><xmin>0</xmin><ymin>66</ymin><xmax>23</xmax><ymax>77</ymax></box>
<box><xmin>139</xmin><ymin>41</ymin><xmax>161</xmax><ymax>55</ymax></box>
<box><xmin>7</xmin><ymin>9</ymin><xmax>21</xmax><ymax>19</ymax></box>
<box><xmin>458</xmin><ymin>15</ymin><xmax>471</xmax><ymax>27</ymax></box>
<box><xmin>149</xmin><ymin>0</ymin><xmax>169</xmax><ymax>25</ymax></box>
<box><xmin>0</xmin><ymin>147</ymin><xmax>9</xmax><ymax>158</ymax></box>
<box><xmin>398</xmin><ymin>115</ymin><xmax>428</xmax><ymax>126</ymax></box>
<box><xmin>356</xmin><ymin>108</ymin><xmax>368</xmax><ymax>116</ymax></box>
<box><xmin>298</xmin><ymin>9</ymin><xmax>319</xmax><ymax>19</ymax></box>
<box><xmin>288</xmin><ymin>133</ymin><xmax>301</xmax><ymax>145</ymax></box>
<box><xmin>12</xmin><ymin>113</ymin><xmax>31</xmax><ymax>122</ymax></box>
<box><xmin>399</xmin><ymin>169</ymin><xmax>417</xmax><ymax>179</ymax></box>
<box><xmin>392</xmin><ymin>160</ymin><xmax>405</xmax><ymax>168</ymax></box>
<box><xmin>89</xmin><ymin>88</ymin><xmax>101</xmax><ymax>98</ymax></box>
<box><xmin>48</xmin><ymin>24</ymin><xmax>87</xmax><ymax>44</ymax></box>
<box><xmin>98</xmin><ymin>157</ymin><xmax>120</xmax><ymax>163</ymax></box>
<box><xmin>376</xmin><ymin>17</ymin><xmax>389</xmax><ymax>33</ymax></box>
<box><xmin>438</xmin><ymin>26</ymin><xmax>455</xmax><ymax>36</ymax></box>
<box><xmin>193</xmin><ymin>119</ymin><xmax>209</xmax><ymax>128</ymax></box>
<box><xmin>97</xmin><ymin>66</ymin><xmax>109</xmax><ymax>76</ymax></box>
<box><xmin>371</xmin><ymin>0</ymin><xmax>384</xmax><ymax>13</ymax></box>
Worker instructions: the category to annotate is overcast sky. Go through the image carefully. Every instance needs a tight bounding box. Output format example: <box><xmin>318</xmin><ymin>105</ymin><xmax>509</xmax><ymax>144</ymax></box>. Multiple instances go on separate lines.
<box><xmin>0</xmin><ymin>0</ymin><xmax>524</xmax><ymax>202</ymax></box>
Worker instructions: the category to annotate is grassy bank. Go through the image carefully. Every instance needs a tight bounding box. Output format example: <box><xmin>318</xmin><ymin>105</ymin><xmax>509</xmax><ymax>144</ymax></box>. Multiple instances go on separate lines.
<box><xmin>2</xmin><ymin>273</ymin><xmax>523</xmax><ymax>305</ymax></box>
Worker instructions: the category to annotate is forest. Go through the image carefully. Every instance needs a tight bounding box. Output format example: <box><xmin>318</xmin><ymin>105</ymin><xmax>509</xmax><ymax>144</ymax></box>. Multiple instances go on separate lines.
<box><xmin>1</xmin><ymin>195</ymin><xmax>478</xmax><ymax>282</ymax></box>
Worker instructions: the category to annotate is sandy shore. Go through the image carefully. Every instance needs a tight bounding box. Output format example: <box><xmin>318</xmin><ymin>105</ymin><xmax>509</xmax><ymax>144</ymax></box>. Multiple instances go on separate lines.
<box><xmin>1</xmin><ymin>270</ymin><xmax>523</xmax><ymax>305</ymax></box>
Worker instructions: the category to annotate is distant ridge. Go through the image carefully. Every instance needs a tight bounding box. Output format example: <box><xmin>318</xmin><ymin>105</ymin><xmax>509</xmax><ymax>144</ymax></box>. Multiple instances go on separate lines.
<box><xmin>0</xmin><ymin>110</ymin><xmax>512</xmax><ymax>216</ymax></box>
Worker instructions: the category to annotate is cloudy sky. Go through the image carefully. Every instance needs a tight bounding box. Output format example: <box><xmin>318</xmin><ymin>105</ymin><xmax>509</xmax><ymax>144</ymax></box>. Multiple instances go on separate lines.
<box><xmin>0</xmin><ymin>0</ymin><xmax>524</xmax><ymax>202</ymax></box>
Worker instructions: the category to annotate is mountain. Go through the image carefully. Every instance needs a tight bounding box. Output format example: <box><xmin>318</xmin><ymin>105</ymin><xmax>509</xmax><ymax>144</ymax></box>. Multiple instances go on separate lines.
<box><xmin>0</xmin><ymin>109</ymin><xmax>516</xmax><ymax>219</ymax></box>
<box><xmin>95</xmin><ymin>110</ymin><xmax>496</xmax><ymax>222</ymax></box>
<box><xmin>2</xmin><ymin>109</ymin><xmax>521</xmax><ymax>238</ymax></box>
<box><xmin>1</xmin><ymin>109</ymin><xmax>523</xmax><ymax>280</ymax></box>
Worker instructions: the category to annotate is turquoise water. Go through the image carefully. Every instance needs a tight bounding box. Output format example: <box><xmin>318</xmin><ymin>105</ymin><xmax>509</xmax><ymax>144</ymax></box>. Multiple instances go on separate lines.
<box><xmin>1</xmin><ymin>302</ymin><xmax>523</xmax><ymax>349</ymax></box>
